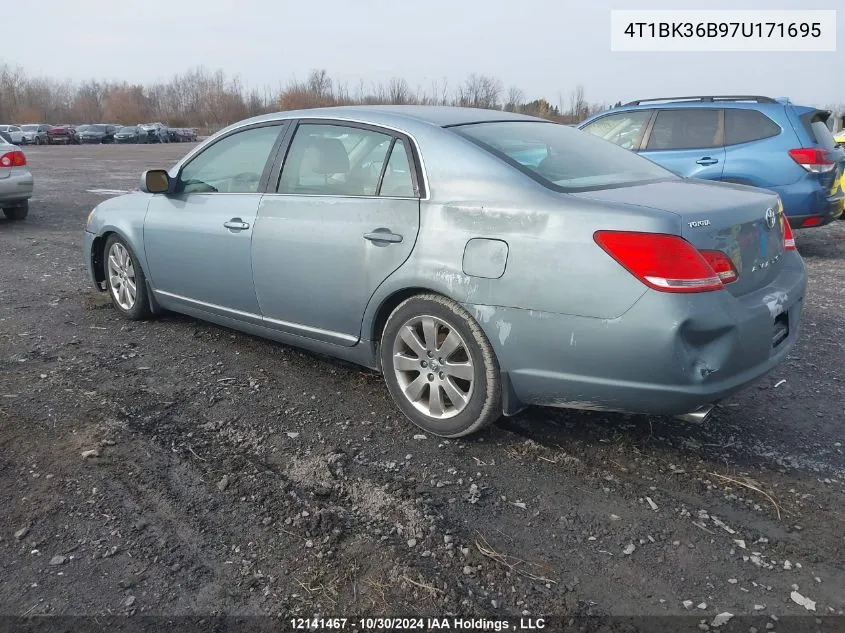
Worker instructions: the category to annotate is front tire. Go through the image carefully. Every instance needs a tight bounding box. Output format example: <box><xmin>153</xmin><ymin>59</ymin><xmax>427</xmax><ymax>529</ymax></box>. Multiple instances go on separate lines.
<box><xmin>380</xmin><ymin>294</ymin><xmax>501</xmax><ymax>438</ymax></box>
<box><xmin>3</xmin><ymin>201</ymin><xmax>28</xmax><ymax>221</ymax></box>
<box><xmin>104</xmin><ymin>234</ymin><xmax>151</xmax><ymax>320</ymax></box>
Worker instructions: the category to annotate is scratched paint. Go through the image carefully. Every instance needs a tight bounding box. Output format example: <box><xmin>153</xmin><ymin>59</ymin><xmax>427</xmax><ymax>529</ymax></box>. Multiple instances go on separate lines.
<box><xmin>473</xmin><ymin>305</ymin><xmax>496</xmax><ymax>323</ymax></box>
<box><xmin>495</xmin><ymin>319</ymin><xmax>512</xmax><ymax>345</ymax></box>
<box><xmin>762</xmin><ymin>291</ymin><xmax>788</xmax><ymax>318</ymax></box>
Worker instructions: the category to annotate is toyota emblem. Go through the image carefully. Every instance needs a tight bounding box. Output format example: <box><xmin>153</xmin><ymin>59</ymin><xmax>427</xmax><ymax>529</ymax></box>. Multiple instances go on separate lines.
<box><xmin>764</xmin><ymin>207</ymin><xmax>776</xmax><ymax>230</ymax></box>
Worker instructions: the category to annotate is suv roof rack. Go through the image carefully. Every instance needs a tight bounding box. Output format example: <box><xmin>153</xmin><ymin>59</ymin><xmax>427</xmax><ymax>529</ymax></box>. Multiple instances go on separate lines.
<box><xmin>622</xmin><ymin>95</ymin><xmax>778</xmax><ymax>106</ymax></box>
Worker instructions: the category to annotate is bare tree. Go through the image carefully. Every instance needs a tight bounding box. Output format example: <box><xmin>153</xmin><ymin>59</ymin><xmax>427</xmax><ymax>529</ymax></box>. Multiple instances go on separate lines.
<box><xmin>567</xmin><ymin>84</ymin><xmax>588</xmax><ymax>122</ymax></box>
<box><xmin>0</xmin><ymin>65</ymin><xmax>608</xmax><ymax>134</ymax></box>
<box><xmin>504</xmin><ymin>86</ymin><xmax>524</xmax><ymax>113</ymax></box>
<box><xmin>388</xmin><ymin>78</ymin><xmax>410</xmax><ymax>105</ymax></box>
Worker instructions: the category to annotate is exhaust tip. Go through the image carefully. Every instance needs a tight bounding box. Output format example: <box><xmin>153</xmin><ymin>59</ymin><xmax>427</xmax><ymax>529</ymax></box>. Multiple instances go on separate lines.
<box><xmin>675</xmin><ymin>404</ymin><xmax>715</xmax><ymax>424</ymax></box>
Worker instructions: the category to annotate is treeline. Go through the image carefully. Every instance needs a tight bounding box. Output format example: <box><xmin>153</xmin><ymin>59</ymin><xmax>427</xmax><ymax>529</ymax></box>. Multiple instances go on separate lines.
<box><xmin>0</xmin><ymin>65</ymin><xmax>607</xmax><ymax>133</ymax></box>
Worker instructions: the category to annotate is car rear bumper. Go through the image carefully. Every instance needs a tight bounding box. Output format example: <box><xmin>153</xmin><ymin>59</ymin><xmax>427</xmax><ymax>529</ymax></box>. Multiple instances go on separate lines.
<box><xmin>0</xmin><ymin>169</ymin><xmax>35</xmax><ymax>203</ymax></box>
<box><xmin>775</xmin><ymin>178</ymin><xmax>844</xmax><ymax>229</ymax></box>
<box><xmin>468</xmin><ymin>253</ymin><xmax>806</xmax><ymax>417</ymax></box>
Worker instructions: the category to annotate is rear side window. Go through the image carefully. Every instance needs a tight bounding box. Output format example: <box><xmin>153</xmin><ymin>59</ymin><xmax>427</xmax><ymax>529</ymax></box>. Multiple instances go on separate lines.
<box><xmin>581</xmin><ymin>110</ymin><xmax>652</xmax><ymax>150</ymax></box>
<box><xmin>725</xmin><ymin>109</ymin><xmax>781</xmax><ymax>145</ymax></box>
<box><xmin>646</xmin><ymin>109</ymin><xmax>722</xmax><ymax>150</ymax></box>
<box><xmin>379</xmin><ymin>140</ymin><xmax>416</xmax><ymax>197</ymax></box>
<box><xmin>278</xmin><ymin>124</ymin><xmax>395</xmax><ymax>196</ymax></box>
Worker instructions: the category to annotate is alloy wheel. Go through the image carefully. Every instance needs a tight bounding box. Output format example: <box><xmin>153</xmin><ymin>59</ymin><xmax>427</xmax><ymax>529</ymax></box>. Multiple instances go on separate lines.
<box><xmin>391</xmin><ymin>315</ymin><xmax>475</xmax><ymax>419</ymax></box>
<box><xmin>107</xmin><ymin>242</ymin><xmax>137</xmax><ymax>311</ymax></box>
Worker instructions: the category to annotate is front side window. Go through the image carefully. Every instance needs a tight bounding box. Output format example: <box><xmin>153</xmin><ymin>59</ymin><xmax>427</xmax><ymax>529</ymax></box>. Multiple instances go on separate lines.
<box><xmin>581</xmin><ymin>110</ymin><xmax>652</xmax><ymax>150</ymax></box>
<box><xmin>277</xmin><ymin>124</ymin><xmax>395</xmax><ymax>196</ymax></box>
<box><xmin>455</xmin><ymin>121</ymin><xmax>676</xmax><ymax>192</ymax></box>
<box><xmin>177</xmin><ymin>125</ymin><xmax>282</xmax><ymax>194</ymax></box>
<box><xmin>646</xmin><ymin>109</ymin><xmax>722</xmax><ymax>150</ymax></box>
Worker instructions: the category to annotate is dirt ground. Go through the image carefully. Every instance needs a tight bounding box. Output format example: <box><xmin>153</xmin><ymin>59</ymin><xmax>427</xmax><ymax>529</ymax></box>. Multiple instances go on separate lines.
<box><xmin>1</xmin><ymin>144</ymin><xmax>843</xmax><ymax>630</ymax></box>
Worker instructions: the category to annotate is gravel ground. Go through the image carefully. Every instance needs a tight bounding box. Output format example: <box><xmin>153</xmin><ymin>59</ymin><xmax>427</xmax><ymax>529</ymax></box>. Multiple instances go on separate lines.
<box><xmin>1</xmin><ymin>145</ymin><xmax>843</xmax><ymax>629</ymax></box>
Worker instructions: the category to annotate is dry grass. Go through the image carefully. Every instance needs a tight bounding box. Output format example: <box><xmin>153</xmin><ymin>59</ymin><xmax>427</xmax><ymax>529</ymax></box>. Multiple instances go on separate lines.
<box><xmin>708</xmin><ymin>471</ymin><xmax>783</xmax><ymax>520</ymax></box>
<box><xmin>474</xmin><ymin>533</ymin><xmax>556</xmax><ymax>584</ymax></box>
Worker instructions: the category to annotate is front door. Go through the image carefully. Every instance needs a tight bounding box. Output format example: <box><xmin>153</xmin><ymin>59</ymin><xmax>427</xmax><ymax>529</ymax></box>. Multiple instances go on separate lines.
<box><xmin>252</xmin><ymin>122</ymin><xmax>421</xmax><ymax>345</ymax></box>
<box><xmin>143</xmin><ymin>123</ymin><xmax>286</xmax><ymax>317</ymax></box>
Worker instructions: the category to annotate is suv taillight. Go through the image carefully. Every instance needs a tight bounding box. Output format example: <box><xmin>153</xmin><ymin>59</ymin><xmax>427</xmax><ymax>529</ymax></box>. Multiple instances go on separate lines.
<box><xmin>0</xmin><ymin>150</ymin><xmax>27</xmax><ymax>167</ymax></box>
<box><xmin>788</xmin><ymin>148</ymin><xmax>835</xmax><ymax>173</ymax></box>
<box><xmin>593</xmin><ymin>231</ymin><xmax>733</xmax><ymax>293</ymax></box>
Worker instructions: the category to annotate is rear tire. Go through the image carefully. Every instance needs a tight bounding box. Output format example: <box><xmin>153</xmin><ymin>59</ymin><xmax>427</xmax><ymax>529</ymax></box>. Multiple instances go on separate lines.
<box><xmin>3</xmin><ymin>201</ymin><xmax>29</xmax><ymax>221</ymax></box>
<box><xmin>380</xmin><ymin>294</ymin><xmax>501</xmax><ymax>438</ymax></box>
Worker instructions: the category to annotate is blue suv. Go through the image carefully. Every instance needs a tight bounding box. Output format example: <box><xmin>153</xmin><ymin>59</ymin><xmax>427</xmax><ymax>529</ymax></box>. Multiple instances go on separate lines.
<box><xmin>579</xmin><ymin>96</ymin><xmax>845</xmax><ymax>229</ymax></box>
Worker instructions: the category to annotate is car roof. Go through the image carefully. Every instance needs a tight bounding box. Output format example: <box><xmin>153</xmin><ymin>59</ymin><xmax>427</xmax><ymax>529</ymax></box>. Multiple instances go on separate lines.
<box><xmin>237</xmin><ymin>105</ymin><xmax>544</xmax><ymax>130</ymax></box>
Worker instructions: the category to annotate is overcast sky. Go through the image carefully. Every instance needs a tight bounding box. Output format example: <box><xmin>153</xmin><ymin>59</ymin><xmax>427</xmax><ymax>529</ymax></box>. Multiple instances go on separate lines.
<box><xmin>5</xmin><ymin>0</ymin><xmax>842</xmax><ymax>107</ymax></box>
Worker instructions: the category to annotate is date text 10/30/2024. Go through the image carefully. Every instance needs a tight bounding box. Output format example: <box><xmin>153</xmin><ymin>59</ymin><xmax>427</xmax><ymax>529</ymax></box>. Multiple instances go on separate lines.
<box><xmin>290</xmin><ymin>617</ymin><xmax>547</xmax><ymax>630</ymax></box>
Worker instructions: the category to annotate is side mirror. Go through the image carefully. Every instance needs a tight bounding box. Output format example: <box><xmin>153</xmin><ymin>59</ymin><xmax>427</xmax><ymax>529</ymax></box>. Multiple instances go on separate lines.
<box><xmin>141</xmin><ymin>169</ymin><xmax>171</xmax><ymax>194</ymax></box>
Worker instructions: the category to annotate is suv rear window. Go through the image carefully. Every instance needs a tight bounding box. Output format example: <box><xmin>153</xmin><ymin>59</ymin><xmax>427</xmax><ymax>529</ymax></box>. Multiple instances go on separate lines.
<box><xmin>725</xmin><ymin>109</ymin><xmax>781</xmax><ymax>145</ymax></box>
<box><xmin>454</xmin><ymin>121</ymin><xmax>676</xmax><ymax>192</ymax></box>
<box><xmin>646</xmin><ymin>110</ymin><xmax>722</xmax><ymax>150</ymax></box>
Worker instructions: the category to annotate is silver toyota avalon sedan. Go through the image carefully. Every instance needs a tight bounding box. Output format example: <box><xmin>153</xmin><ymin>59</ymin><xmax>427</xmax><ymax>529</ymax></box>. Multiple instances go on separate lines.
<box><xmin>83</xmin><ymin>106</ymin><xmax>806</xmax><ymax>437</ymax></box>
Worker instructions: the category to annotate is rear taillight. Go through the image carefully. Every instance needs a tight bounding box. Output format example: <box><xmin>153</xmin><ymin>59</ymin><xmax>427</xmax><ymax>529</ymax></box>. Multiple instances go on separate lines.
<box><xmin>800</xmin><ymin>216</ymin><xmax>823</xmax><ymax>228</ymax></box>
<box><xmin>700</xmin><ymin>250</ymin><xmax>738</xmax><ymax>284</ymax></box>
<box><xmin>788</xmin><ymin>148</ymin><xmax>835</xmax><ymax>173</ymax></box>
<box><xmin>0</xmin><ymin>150</ymin><xmax>26</xmax><ymax>167</ymax></box>
<box><xmin>782</xmin><ymin>215</ymin><xmax>796</xmax><ymax>250</ymax></box>
<box><xmin>593</xmin><ymin>231</ymin><xmax>727</xmax><ymax>293</ymax></box>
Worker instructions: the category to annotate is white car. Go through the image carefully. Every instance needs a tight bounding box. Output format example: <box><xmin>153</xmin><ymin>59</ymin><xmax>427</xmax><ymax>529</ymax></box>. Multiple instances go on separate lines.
<box><xmin>0</xmin><ymin>138</ymin><xmax>34</xmax><ymax>220</ymax></box>
<box><xmin>0</xmin><ymin>125</ymin><xmax>25</xmax><ymax>145</ymax></box>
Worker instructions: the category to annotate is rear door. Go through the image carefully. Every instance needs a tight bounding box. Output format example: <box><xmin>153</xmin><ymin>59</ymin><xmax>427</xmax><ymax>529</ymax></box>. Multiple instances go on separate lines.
<box><xmin>640</xmin><ymin>109</ymin><xmax>726</xmax><ymax>180</ymax></box>
<box><xmin>252</xmin><ymin>121</ymin><xmax>422</xmax><ymax>345</ymax></box>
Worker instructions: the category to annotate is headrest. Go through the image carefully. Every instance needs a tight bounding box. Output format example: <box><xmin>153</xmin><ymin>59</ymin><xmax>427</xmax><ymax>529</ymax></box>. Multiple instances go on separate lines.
<box><xmin>307</xmin><ymin>137</ymin><xmax>350</xmax><ymax>175</ymax></box>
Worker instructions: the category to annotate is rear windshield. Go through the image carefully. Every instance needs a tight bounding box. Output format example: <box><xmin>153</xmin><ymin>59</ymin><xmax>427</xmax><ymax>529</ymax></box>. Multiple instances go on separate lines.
<box><xmin>454</xmin><ymin>121</ymin><xmax>676</xmax><ymax>191</ymax></box>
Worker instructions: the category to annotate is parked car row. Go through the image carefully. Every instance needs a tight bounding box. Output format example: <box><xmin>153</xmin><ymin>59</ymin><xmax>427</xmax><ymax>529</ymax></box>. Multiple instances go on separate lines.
<box><xmin>0</xmin><ymin>123</ymin><xmax>198</xmax><ymax>145</ymax></box>
<box><xmin>578</xmin><ymin>95</ymin><xmax>845</xmax><ymax>229</ymax></box>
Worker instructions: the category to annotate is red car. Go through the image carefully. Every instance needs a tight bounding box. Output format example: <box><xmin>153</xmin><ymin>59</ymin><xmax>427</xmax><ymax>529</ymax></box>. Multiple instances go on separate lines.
<box><xmin>47</xmin><ymin>125</ymin><xmax>80</xmax><ymax>145</ymax></box>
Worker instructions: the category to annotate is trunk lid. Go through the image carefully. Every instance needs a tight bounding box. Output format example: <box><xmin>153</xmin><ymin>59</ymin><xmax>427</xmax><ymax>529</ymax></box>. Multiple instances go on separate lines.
<box><xmin>572</xmin><ymin>179</ymin><xmax>787</xmax><ymax>297</ymax></box>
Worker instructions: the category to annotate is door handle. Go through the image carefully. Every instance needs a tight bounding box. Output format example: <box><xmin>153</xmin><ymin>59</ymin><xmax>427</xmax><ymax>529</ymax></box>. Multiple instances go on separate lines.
<box><xmin>364</xmin><ymin>230</ymin><xmax>403</xmax><ymax>244</ymax></box>
<box><xmin>696</xmin><ymin>157</ymin><xmax>719</xmax><ymax>166</ymax></box>
<box><xmin>223</xmin><ymin>218</ymin><xmax>250</xmax><ymax>231</ymax></box>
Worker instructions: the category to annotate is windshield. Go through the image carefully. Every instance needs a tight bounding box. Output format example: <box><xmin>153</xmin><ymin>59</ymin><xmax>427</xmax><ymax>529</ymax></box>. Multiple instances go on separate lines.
<box><xmin>22</xmin><ymin>125</ymin><xmax>38</xmax><ymax>131</ymax></box>
<box><xmin>454</xmin><ymin>121</ymin><xmax>677</xmax><ymax>191</ymax></box>
<box><xmin>118</xmin><ymin>127</ymin><xmax>136</xmax><ymax>133</ymax></box>
<box><xmin>76</xmin><ymin>125</ymin><xmax>91</xmax><ymax>132</ymax></box>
